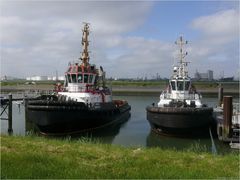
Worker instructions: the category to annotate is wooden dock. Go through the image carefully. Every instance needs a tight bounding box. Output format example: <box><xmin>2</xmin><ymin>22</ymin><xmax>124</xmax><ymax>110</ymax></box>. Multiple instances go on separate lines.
<box><xmin>214</xmin><ymin>96</ymin><xmax>240</xmax><ymax>144</ymax></box>
<box><xmin>1</xmin><ymin>94</ymin><xmax>38</xmax><ymax>135</ymax></box>
<box><xmin>1</xmin><ymin>94</ymin><xmax>13</xmax><ymax>134</ymax></box>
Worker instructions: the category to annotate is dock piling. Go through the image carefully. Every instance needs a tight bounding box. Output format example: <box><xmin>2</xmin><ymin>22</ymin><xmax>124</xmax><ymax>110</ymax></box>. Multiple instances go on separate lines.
<box><xmin>223</xmin><ymin>96</ymin><xmax>232</xmax><ymax>139</ymax></box>
<box><xmin>8</xmin><ymin>94</ymin><xmax>13</xmax><ymax>135</ymax></box>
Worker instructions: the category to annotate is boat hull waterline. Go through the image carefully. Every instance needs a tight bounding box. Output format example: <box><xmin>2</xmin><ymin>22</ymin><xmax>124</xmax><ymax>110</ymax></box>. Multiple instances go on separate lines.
<box><xmin>146</xmin><ymin>106</ymin><xmax>213</xmax><ymax>133</ymax></box>
<box><xmin>27</xmin><ymin>100</ymin><xmax>131</xmax><ymax>135</ymax></box>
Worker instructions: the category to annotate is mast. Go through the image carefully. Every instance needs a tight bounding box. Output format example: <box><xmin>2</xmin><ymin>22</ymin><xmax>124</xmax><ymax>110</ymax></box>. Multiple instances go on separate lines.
<box><xmin>175</xmin><ymin>36</ymin><xmax>188</xmax><ymax>64</ymax></box>
<box><xmin>80</xmin><ymin>23</ymin><xmax>90</xmax><ymax>67</ymax></box>
<box><xmin>175</xmin><ymin>36</ymin><xmax>189</xmax><ymax>78</ymax></box>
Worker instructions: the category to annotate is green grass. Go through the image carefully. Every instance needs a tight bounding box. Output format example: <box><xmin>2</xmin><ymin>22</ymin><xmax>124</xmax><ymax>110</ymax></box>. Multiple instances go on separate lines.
<box><xmin>1</xmin><ymin>79</ymin><xmax>239</xmax><ymax>90</ymax></box>
<box><xmin>1</xmin><ymin>135</ymin><xmax>239</xmax><ymax>179</ymax></box>
<box><xmin>109</xmin><ymin>80</ymin><xmax>168</xmax><ymax>87</ymax></box>
<box><xmin>109</xmin><ymin>80</ymin><xmax>239</xmax><ymax>89</ymax></box>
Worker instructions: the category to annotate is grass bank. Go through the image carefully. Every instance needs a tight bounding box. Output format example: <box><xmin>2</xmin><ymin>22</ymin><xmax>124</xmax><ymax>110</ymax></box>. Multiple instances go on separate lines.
<box><xmin>1</xmin><ymin>81</ymin><xmax>239</xmax><ymax>97</ymax></box>
<box><xmin>1</xmin><ymin>135</ymin><xmax>239</xmax><ymax>179</ymax></box>
<box><xmin>1</xmin><ymin>79</ymin><xmax>239</xmax><ymax>88</ymax></box>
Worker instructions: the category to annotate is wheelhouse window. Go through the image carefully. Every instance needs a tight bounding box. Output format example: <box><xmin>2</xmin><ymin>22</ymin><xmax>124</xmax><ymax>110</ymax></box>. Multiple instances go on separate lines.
<box><xmin>171</xmin><ymin>81</ymin><xmax>176</xmax><ymax>90</ymax></box>
<box><xmin>84</xmin><ymin>74</ymin><xmax>89</xmax><ymax>83</ymax></box>
<box><xmin>89</xmin><ymin>74</ymin><xmax>93</xmax><ymax>84</ymax></box>
<box><xmin>71</xmin><ymin>74</ymin><xmax>77</xmax><ymax>83</ymax></box>
<box><xmin>77</xmin><ymin>74</ymin><xmax>83</xmax><ymax>83</ymax></box>
<box><xmin>177</xmin><ymin>81</ymin><xmax>184</xmax><ymax>91</ymax></box>
<box><xmin>92</xmin><ymin>75</ymin><xmax>96</xmax><ymax>83</ymax></box>
<box><xmin>185</xmin><ymin>81</ymin><xmax>190</xmax><ymax>91</ymax></box>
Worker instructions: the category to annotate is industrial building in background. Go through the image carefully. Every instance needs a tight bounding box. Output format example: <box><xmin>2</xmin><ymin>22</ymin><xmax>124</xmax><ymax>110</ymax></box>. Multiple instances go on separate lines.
<box><xmin>194</xmin><ymin>70</ymin><xmax>213</xmax><ymax>81</ymax></box>
<box><xmin>26</xmin><ymin>76</ymin><xmax>64</xmax><ymax>81</ymax></box>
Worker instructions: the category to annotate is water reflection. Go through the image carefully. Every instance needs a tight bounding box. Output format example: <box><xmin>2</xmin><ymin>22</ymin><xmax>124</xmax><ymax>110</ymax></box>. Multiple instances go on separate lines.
<box><xmin>146</xmin><ymin>129</ymin><xmax>212</xmax><ymax>151</ymax></box>
<box><xmin>146</xmin><ymin>129</ymin><xmax>234</xmax><ymax>154</ymax></box>
<box><xmin>26</xmin><ymin>114</ymin><xmax>130</xmax><ymax>144</ymax></box>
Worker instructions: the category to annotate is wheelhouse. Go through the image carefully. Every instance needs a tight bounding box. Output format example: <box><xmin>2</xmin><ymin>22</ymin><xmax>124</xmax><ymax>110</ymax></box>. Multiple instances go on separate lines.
<box><xmin>63</xmin><ymin>63</ymin><xmax>97</xmax><ymax>92</ymax></box>
<box><xmin>66</xmin><ymin>73</ymin><xmax>96</xmax><ymax>84</ymax></box>
<box><xmin>170</xmin><ymin>79</ymin><xmax>191</xmax><ymax>91</ymax></box>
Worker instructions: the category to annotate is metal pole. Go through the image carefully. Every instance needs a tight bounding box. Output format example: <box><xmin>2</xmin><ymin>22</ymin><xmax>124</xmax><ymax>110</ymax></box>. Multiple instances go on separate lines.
<box><xmin>223</xmin><ymin>96</ymin><xmax>232</xmax><ymax>139</ymax></box>
<box><xmin>24</xmin><ymin>97</ymin><xmax>31</xmax><ymax>132</ymax></box>
<box><xmin>218</xmin><ymin>84</ymin><xmax>223</xmax><ymax>106</ymax></box>
<box><xmin>8</xmin><ymin>94</ymin><xmax>13</xmax><ymax>135</ymax></box>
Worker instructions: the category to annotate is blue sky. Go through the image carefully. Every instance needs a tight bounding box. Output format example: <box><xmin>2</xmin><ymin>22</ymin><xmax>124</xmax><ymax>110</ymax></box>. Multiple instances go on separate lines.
<box><xmin>127</xmin><ymin>1</ymin><xmax>238</xmax><ymax>40</ymax></box>
<box><xmin>0</xmin><ymin>1</ymin><xmax>239</xmax><ymax>79</ymax></box>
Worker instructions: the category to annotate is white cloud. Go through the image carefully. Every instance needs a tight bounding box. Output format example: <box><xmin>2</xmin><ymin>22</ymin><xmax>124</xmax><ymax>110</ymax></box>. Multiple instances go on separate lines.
<box><xmin>188</xmin><ymin>9</ymin><xmax>239</xmax><ymax>78</ymax></box>
<box><xmin>0</xmin><ymin>1</ymin><xmax>153</xmax><ymax>78</ymax></box>
<box><xmin>103</xmin><ymin>37</ymin><xmax>174</xmax><ymax>78</ymax></box>
<box><xmin>191</xmin><ymin>9</ymin><xmax>239</xmax><ymax>40</ymax></box>
<box><xmin>0</xmin><ymin>1</ymin><xmax>239</xmax><ymax>80</ymax></box>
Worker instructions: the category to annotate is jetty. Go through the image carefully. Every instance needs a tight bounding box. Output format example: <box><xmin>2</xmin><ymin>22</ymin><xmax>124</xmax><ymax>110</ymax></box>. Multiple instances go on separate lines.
<box><xmin>214</xmin><ymin>95</ymin><xmax>240</xmax><ymax>144</ymax></box>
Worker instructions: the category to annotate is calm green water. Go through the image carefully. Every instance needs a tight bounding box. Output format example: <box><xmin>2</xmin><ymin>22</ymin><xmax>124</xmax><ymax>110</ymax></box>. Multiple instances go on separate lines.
<box><xmin>0</xmin><ymin>94</ymin><xmax>237</xmax><ymax>153</ymax></box>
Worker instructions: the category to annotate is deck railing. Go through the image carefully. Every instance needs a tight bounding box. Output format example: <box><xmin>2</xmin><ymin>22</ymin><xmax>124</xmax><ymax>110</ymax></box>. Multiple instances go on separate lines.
<box><xmin>161</xmin><ymin>91</ymin><xmax>201</xmax><ymax>100</ymax></box>
<box><xmin>232</xmin><ymin>103</ymin><xmax>240</xmax><ymax>125</ymax></box>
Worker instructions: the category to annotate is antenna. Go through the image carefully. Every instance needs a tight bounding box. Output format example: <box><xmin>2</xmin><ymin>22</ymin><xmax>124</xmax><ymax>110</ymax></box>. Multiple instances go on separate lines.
<box><xmin>56</xmin><ymin>70</ymin><xmax>58</xmax><ymax>81</ymax></box>
<box><xmin>80</xmin><ymin>22</ymin><xmax>90</xmax><ymax>67</ymax></box>
<box><xmin>175</xmin><ymin>36</ymin><xmax>190</xmax><ymax>78</ymax></box>
<box><xmin>175</xmin><ymin>36</ymin><xmax>188</xmax><ymax>64</ymax></box>
<box><xmin>83</xmin><ymin>22</ymin><xmax>90</xmax><ymax>25</ymax></box>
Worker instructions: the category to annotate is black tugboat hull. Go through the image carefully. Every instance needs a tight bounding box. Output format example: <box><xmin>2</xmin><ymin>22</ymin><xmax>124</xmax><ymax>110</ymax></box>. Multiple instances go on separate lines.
<box><xmin>146</xmin><ymin>106</ymin><xmax>213</xmax><ymax>133</ymax></box>
<box><xmin>27</xmin><ymin>100</ymin><xmax>131</xmax><ymax>135</ymax></box>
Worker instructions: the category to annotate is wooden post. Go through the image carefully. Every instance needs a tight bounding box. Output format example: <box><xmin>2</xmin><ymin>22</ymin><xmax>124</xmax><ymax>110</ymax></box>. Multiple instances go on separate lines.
<box><xmin>218</xmin><ymin>84</ymin><xmax>223</xmax><ymax>106</ymax></box>
<box><xmin>223</xmin><ymin>96</ymin><xmax>232</xmax><ymax>139</ymax></box>
<box><xmin>8</xmin><ymin>94</ymin><xmax>13</xmax><ymax>135</ymax></box>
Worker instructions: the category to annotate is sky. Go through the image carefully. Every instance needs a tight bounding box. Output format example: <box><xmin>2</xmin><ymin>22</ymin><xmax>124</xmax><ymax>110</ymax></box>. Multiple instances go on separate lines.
<box><xmin>0</xmin><ymin>0</ymin><xmax>239</xmax><ymax>79</ymax></box>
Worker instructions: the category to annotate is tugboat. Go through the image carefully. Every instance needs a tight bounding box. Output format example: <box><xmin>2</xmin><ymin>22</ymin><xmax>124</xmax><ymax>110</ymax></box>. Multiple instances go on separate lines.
<box><xmin>27</xmin><ymin>23</ymin><xmax>131</xmax><ymax>135</ymax></box>
<box><xmin>146</xmin><ymin>36</ymin><xmax>213</xmax><ymax>133</ymax></box>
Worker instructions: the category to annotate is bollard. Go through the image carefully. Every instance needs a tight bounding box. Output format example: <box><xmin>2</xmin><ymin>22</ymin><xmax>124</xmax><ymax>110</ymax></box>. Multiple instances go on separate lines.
<box><xmin>218</xmin><ymin>84</ymin><xmax>223</xmax><ymax>106</ymax></box>
<box><xmin>8</xmin><ymin>94</ymin><xmax>13</xmax><ymax>135</ymax></box>
<box><xmin>223</xmin><ymin>96</ymin><xmax>232</xmax><ymax>139</ymax></box>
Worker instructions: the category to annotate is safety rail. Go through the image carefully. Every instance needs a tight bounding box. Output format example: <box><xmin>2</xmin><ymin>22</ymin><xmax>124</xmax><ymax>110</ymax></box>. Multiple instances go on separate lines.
<box><xmin>161</xmin><ymin>91</ymin><xmax>201</xmax><ymax>100</ymax></box>
<box><xmin>232</xmin><ymin>103</ymin><xmax>240</xmax><ymax>125</ymax></box>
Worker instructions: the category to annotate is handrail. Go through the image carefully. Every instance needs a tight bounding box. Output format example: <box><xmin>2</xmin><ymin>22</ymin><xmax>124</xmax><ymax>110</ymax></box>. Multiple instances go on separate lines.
<box><xmin>161</xmin><ymin>91</ymin><xmax>200</xmax><ymax>100</ymax></box>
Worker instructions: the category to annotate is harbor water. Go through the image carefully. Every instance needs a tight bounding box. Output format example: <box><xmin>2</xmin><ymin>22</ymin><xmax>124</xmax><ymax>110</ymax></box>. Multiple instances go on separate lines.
<box><xmin>1</xmin><ymin>94</ymin><xmax>238</xmax><ymax>154</ymax></box>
